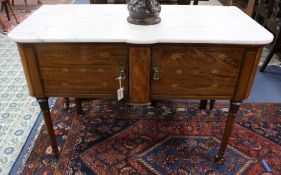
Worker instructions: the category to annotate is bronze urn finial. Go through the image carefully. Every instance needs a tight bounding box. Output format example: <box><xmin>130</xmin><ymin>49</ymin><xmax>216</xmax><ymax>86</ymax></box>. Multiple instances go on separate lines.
<box><xmin>127</xmin><ymin>0</ymin><xmax>161</xmax><ymax>25</ymax></box>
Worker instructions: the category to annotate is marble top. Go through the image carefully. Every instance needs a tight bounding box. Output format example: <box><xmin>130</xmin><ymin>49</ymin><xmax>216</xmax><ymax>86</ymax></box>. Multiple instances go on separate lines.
<box><xmin>8</xmin><ymin>4</ymin><xmax>273</xmax><ymax>44</ymax></box>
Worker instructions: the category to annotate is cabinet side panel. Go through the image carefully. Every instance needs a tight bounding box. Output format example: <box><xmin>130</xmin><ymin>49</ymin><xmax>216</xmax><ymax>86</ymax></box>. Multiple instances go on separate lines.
<box><xmin>129</xmin><ymin>47</ymin><xmax>151</xmax><ymax>105</ymax></box>
<box><xmin>17</xmin><ymin>43</ymin><xmax>44</xmax><ymax>97</ymax></box>
<box><xmin>233</xmin><ymin>47</ymin><xmax>262</xmax><ymax>101</ymax></box>
<box><xmin>244</xmin><ymin>47</ymin><xmax>263</xmax><ymax>98</ymax></box>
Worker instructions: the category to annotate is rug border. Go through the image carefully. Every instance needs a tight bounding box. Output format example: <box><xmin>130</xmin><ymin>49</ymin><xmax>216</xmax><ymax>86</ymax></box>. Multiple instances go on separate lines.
<box><xmin>9</xmin><ymin>98</ymin><xmax>57</xmax><ymax>175</ymax></box>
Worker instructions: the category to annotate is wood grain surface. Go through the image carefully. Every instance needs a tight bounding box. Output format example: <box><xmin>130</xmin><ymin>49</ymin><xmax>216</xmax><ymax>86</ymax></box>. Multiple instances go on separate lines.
<box><xmin>35</xmin><ymin>43</ymin><xmax>128</xmax><ymax>98</ymax></box>
<box><xmin>151</xmin><ymin>46</ymin><xmax>244</xmax><ymax>99</ymax></box>
<box><xmin>129</xmin><ymin>46</ymin><xmax>151</xmax><ymax>105</ymax></box>
<box><xmin>17</xmin><ymin>43</ymin><xmax>263</xmax><ymax>101</ymax></box>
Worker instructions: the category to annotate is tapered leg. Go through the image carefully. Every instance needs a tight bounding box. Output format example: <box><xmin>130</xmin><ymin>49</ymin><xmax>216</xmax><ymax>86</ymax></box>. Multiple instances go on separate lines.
<box><xmin>64</xmin><ymin>98</ymin><xmax>70</xmax><ymax>110</ymax></box>
<box><xmin>37</xmin><ymin>98</ymin><xmax>59</xmax><ymax>156</ymax></box>
<box><xmin>259</xmin><ymin>46</ymin><xmax>276</xmax><ymax>72</ymax></box>
<box><xmin>193</xmin><ymin>0</ymin><xmax>198</xmax><ymax>5</ymax></box>
<box><xmin>199</xmin><ymin>100</ymin><xmax>207</xmax><ymax>109</ymax></box>
<box><xmin>215</xmin><ymin>101</ymin><xmax>241</xmax><ymax>162</ymax></box>
<box><xmin>75</xmin><ymin>98</ymin><xmax>83</xmax><ymax>116</ymax></box>
<box><xmin>255</xmin><ymin>15</ymin><xmax>266</xmax><ymax>26</ymax></box>
<box><xmin>209</xmin><ymin>100</ymin><xmax>215</xmax><ymax>110</ymax></box>
<box><xmin>200</xmin><ymin>100</ymin><xmax>215</xmax><ymax>110</ymax></box>
<box><xmin>24</xmin><ymin>0</ymin><xmax>28</xmax><ymax>12</ymax></box>
<box><xmin>3</xmin><ymin>2</ymin><xmax>10</xmax><ymax>21</ymax></box>
<box><xmin>260</xmin><ymin>31</ymin><xmax>281</xmax><ymax>72</ymax></box>
<box><xmin>150</xmin><ymin>100</ymin><xmax>157</xmax><ymax>107</ymax></box>
<box><xmin>6</xmin><ymin>0</ymin><xmax>19</xmax><ymax>23</ymax></box>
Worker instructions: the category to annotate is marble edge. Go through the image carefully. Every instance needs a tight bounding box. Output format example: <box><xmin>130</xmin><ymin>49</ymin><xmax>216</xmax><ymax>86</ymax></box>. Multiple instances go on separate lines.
<box><xmin>6</xmin><ymin>38</ymin><xmax>274</xmax><ymax>45</ymax></box>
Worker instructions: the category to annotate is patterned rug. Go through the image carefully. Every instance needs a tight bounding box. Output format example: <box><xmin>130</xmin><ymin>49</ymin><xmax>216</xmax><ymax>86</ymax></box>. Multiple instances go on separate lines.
<box><xmin>0</xmin><ymin>0</ymin><xmax>74</xmax><ymax>33</ymax></box>
<box><xmin>20</xmin><ymin>98</ymin><xmax>281</xmax><ymax>174</ymax></box>
<box><xmin>0</xmin><ymin>34</ymin><xmax>41</xmax><ymax>175</ymax></box>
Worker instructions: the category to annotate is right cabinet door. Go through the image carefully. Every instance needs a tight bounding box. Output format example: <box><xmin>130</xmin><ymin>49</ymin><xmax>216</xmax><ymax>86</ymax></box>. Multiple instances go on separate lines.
<box><xmin>150</xmin><ymin>45</ymin><xmax>245</xmax><ymax>100</ymax></box>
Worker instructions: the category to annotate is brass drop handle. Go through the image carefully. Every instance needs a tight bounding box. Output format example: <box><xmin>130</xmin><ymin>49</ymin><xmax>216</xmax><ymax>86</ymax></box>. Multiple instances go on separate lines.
<box><xmin>119</xmin><ymin>63</ymin><xmax>126</xmax><ymax>80</ymax></box>
<box><xmin>153</xmin><ymin>63</ymin><xmax>160</xmax><ymax>80</ymax></box>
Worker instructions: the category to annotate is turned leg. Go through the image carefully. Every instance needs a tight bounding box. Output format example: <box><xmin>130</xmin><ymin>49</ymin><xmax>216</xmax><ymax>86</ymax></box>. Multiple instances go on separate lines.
<box><xmin>199</xmin><ymin>100</ymin><xmax>207</xmax><ymax>109</ymax></box>
<box><xmin>75</xmin><ymin>98</ymin><xmax>83</xmax><ymax>116</ymax></box>
<box><xmin>215</xmin><ymin>101</ymin><xmax>241</xmax><ymax>162</ymax></box>
<box><xmin>64</xmin><ymin>97</ymin><xmax>70</xmax><ymax>110</ymax></box>
<box><xmin>37</xmin><ymin>98</ymin><xmax>59</xmax><ymax>156</ymax></box>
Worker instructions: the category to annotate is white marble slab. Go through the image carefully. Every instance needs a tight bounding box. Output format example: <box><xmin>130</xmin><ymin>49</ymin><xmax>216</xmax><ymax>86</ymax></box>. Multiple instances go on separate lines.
<box><xmin>8</xmin><ymin>4</ymin><xmax>273</xmax><ymax>44</ymax></box>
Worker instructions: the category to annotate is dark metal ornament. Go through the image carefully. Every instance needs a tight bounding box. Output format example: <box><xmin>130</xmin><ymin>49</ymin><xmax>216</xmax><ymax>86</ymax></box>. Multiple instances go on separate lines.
<box><xmin>127</xmin><ymin>0</ymin><xmax>161</xmax><ymax>25</ymax></box>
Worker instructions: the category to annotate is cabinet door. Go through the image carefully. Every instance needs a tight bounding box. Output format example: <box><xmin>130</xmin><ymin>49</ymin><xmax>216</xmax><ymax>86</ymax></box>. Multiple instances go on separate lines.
<box><xmin>35</xmin><ymin>43</ymin><xmax>128</xmax><ymax>98</ymax></box>
<box><xmin>151</xmin><ymin>46</ymin><xmax>244</xmax><ymax>99</ymax></box>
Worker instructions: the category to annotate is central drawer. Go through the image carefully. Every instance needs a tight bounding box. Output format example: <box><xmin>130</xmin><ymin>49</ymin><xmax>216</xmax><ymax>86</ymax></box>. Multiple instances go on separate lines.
<box><xmin>35</xmin><ymin>44</ymin><xmax>128</xmax><ymax>97</ymax></box>
<box><xmin>150</xmin><ymin>46</ymin><xmax>245</xmax><ymax>99</ymax></box>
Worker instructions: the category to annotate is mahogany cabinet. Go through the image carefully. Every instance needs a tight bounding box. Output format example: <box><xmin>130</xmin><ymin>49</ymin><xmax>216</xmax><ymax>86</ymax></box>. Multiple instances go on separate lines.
<box><xmin>9</xmin><ymin>5</ymin><xmax>272</xmax><ymax>163</ymax></box>
<box><xmin>19</xmin><ymin>43</ymin><xmax>261</xmax><ymax>104</ymax></box>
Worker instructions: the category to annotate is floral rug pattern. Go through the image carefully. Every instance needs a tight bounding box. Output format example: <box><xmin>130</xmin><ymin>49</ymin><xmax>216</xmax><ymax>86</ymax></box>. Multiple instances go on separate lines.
<box><xmin>0</xmin><ymin>0</ymin><xmax>75</xmax><ymax>173</ymax></box>
<box><xmin>0</xmin><ymin>34</ymin><xmax>40</xmax><ymax>175</ymax></box>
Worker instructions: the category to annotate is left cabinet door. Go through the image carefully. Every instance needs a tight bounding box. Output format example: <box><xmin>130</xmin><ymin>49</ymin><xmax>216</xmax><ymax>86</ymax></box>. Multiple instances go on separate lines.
<box><xmin>35</xmin><ymin>43</ymin><xmax>128</xmax><ymax>98</ymax></box>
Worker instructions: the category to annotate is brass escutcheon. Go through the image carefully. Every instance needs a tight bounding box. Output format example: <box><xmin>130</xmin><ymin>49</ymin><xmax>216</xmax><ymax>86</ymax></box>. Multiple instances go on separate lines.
<box><xmin>119</xmin><ymin>63</ymin><xmax>126</xmax><ymax>80</ymax></box>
